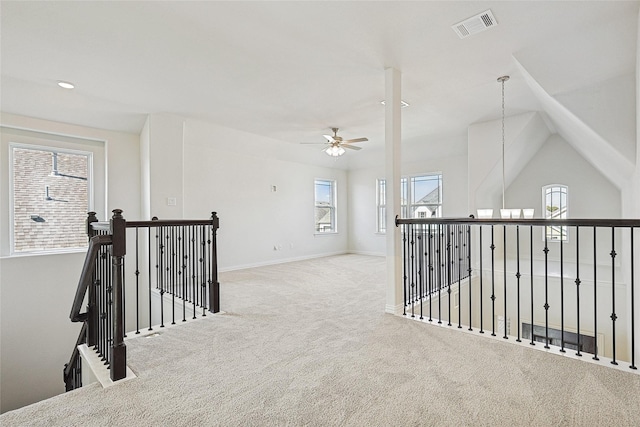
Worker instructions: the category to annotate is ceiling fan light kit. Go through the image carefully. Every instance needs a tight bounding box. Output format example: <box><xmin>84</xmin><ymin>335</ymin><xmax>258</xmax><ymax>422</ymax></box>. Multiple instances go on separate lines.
<box><xmin>301</xmin><ymin>127</ymin><xmax>368</xmax><ymax>157</ymax></box>
<box><xmin>325</xmin><ymin>145</ymin><xmax>346</xmax><ymax>157</ymax></box>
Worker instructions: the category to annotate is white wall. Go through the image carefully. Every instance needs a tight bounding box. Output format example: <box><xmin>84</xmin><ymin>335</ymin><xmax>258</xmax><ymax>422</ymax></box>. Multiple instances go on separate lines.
<box><xmin>141</xmin><ymin>115</ymin><xmax>349</xmax><ymax>270</ymax></box>
<box><xmin>347</xmin><ymin>134</ymin><xmax>468</xmax><ymax>256</ymax></box>
<box><xmin>0</xmin><ymin>114</ymin><xmax>140</xmax><ymax>413</ymax></box>
<box><xmin>507</xmin><ymin>134</ymin><xmax>620</xmax><ymax>221</ymax></box>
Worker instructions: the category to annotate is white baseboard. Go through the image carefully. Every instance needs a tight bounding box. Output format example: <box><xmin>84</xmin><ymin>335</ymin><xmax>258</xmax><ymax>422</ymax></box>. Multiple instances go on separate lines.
<box><xmin>347</xmin><ymin>250</ymin><xmax>385</xmax><ymax>257</ymax></box>
<box><xmin>219</xmin><ymin>251</ymin><xmax>348</xmax><ymax>272</ymax></box>
<box><xmin>385</xmin><ymin>303</ymin><xmax>403</xmax><ymax>315</ymax></box>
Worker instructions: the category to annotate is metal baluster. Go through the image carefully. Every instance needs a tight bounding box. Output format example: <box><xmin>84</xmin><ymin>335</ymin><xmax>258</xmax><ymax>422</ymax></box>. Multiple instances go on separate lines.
<box><xmin>491</xmin><ymin>225</ymin><xmax>496</xmax><ymax>336</ymax></box>
<box><xmin>159</xmin><ymin>226</ymin><xmax>165</xmax><ymax>328</ymax></box>
<box><xmin>516</xmin><ymin>226</ymin><xmax>521</xmax><ymax>342</ymax></box>
<box><xmin>171</xmin><ymin>226</ymin><xmax>176</xmax><ymax>325</ymax></box>
<box><xmin>447</xmin><ymin>224</ymin><xmax>452</xmax><ymax>326</ymax></box>
<box><xmin>575</xmin><ymin>227</ymin><xmax>581</xmax><ymax>356</ymax></box>
<box><xmin>428</xmin><ymin>224</ymin><xmax>433</xmax><ymax>322</ymax></box>
<box><xmin>467</xmin><ymin>224</ymin><xmax>473</xmax><ymax>332</ymax></box>
<box><xmin>134</xmin><ymin>227</ymin><xmax>140</xmax><ymax>334</ymax></box>
<box><xmin>208</xmin><ymin>222</ymin><xmax>213</xmax><ymax>312</ymax></box>
<box><xmin>182</xmin><ymin>226</ymin><xmax>187</xmax><ymax>322</ymax></box>
<box><xmin>630</xmin><ymin>227</ymin><xmax>637</xmax><ymax>370</ymax></box>
<box><xmin>479</xmin><ymin>225</ymin><xmax>484</xmax><ymax>334</ymax></box>
<box><xmin>148</xmin><ymin>226</ymin><xmax>153</xmax><ymax>331</ymax></box>
<box><xmin>438</xmin><ymin>224</ymin><xmax>442</xmax><ymax>324</ymax></box>
<box><xmin>418</xmin><ymin>226</ymin><xmax>424</xmax><ymax>320</ymax></box>
<box><xmin>530</xmin><ymin>226</ymin><xmax>535</xmax><ymax>346</ymax></box>
<box><xmin>503</xmin><ymin>224</ymin><xmax>508</xmax><ymax>339</ymax></box>
<box><xmin>593</xmin><ymin>226</ymin><xmax>598</xmax><ymax>360</ymax></box>
<box><xmin>610</xmin><ymin>227</ymin><xmax>618</xmax><ymax>365</ymax></box>
<box><xmin>543</xmin><ymin>231</ymin><xmax>550</xmax><ymax>349</ymax></box>
<box><xmin>201</xmin><ymin>225</ymin><xmax>207</xmax><ymax>316</ymax></box>
<box><xmin>402</xmin><ymin>225</ymin><xmax>407</xmax><ymax>315</ymax></box>
<box><xmin>410</xmin><ymin>225</ymin><xmax>416</xmax><ymax>318</ymax></box>
<box><xmin>191</xmin><ymin>226</ymin><xmax>197</xmax><ymax>319</ymax></box>
<box><xmin>560</xmin><ymin>226</ymin><xmax>565</xmax><ymax>353</ymax></box>
<box><xmin>458</xmin><ymin>225</ymin><xmax>462</xmax><ymax>329</ymax></box>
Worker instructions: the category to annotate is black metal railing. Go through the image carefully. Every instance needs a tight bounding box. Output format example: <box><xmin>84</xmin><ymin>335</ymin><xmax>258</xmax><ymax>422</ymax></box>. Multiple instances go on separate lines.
<box><xmin>397</xmin><ymin>216</ymin><xmax>638</xmax><ymax>371</ymax></box>
<box><xmin>64</xmin><ymin>209</ymin><xmax>220</xmax><ymax>390</ymax></box>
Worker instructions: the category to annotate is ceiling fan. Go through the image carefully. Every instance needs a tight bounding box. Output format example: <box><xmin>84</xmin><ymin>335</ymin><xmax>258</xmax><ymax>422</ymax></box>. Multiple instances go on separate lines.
<box><xmin>302</xmin><ymin>128</ymin><xmax>368</xmax><ymax>156</ymax></box>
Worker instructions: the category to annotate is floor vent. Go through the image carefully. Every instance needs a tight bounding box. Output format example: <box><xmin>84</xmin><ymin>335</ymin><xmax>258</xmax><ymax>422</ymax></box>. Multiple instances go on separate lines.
<box><xmin>452</xmin><ymin>10</ymin><xmax>498</xmax><ymax>39</ymax></box>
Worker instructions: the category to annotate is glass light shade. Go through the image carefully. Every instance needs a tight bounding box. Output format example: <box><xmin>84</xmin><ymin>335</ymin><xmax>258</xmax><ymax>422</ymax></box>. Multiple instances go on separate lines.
<box><xmin>509</xmin><ymin>209</ymin><xmax>521</xmax><ymax>219</ymax></box>
<box><xmin>522</xmin><ymin>209</ymin><xmax>535</xmax><ymax>219</ymax></box>
<box><xmin>500</xmin><ymin>209</ymin><xmax>511</xmax><ymax>219</ymax></box>
<box><xmin>477</xmin><ymin>209</ymin><xmax>493</xmax><ymax>219</ymax></box>
<box><xmin>325</xmin><ymin>146</ymin><xmax>345</xmax><ymax>157</ymax></box>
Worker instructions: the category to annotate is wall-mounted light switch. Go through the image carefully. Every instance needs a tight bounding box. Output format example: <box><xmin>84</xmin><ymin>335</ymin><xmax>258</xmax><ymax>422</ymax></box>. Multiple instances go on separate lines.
<box><xmin>167</xmin><ymin>197</ymin><xmax>177</xmax><ymax>206</ymax></box>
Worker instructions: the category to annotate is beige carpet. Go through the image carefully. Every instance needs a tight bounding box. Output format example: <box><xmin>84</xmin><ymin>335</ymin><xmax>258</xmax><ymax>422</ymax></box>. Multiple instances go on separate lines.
<box><xmin>2</xmin><ymin>254</ymin><xmax>640</xmax><ymax>426</ymax></box>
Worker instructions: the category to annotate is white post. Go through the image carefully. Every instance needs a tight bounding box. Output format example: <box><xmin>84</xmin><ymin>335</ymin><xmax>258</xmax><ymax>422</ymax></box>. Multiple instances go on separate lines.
<box><xmin>385</xmin><ymin>68</ymin><xmax>403</xmax><ymax>314</ymax></box>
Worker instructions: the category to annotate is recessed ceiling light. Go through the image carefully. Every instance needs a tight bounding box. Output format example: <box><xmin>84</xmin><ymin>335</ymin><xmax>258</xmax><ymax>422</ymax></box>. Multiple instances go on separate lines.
<box><xmin>380</xmin><ymin>100</ymin><xmax>409</xmax><ymax>108</ymax></box>
<box><xmin>57</xmin><ymin>81</ymin><xmax>75</xmax><ymax>89</ymax></box>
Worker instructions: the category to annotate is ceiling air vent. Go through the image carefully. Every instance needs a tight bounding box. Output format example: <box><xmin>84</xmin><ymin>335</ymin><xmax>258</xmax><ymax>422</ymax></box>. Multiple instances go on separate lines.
<box><xmin>452</xmin><ymin>10</ymin><xmax>497</xmax><ymax>39</ymax></box>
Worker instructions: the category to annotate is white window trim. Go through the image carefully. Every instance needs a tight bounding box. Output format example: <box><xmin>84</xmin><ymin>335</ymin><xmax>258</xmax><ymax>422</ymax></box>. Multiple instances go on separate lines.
<box><xmin>376</xmin><ymin>172</ymin><xmax>443</xmax><ymax>234</ymax></box>
<box><xmin>8</xmin><ymin>142</ymin><xmax>95</xmax><ymax>255</ymax></box>
<box><xmin>375</xmin><ymin>178</ymin><xmax>386</xmax><ymax>234</ymax></box>
<box><xmin>314</xmin><ymin>178</ymin><xmax>337</xmax><ymax>235</ymax></box>
<box><xmin>542</xmin><ymin>184</ymin><xmax>568</xmax><ymax>243</ymax></box>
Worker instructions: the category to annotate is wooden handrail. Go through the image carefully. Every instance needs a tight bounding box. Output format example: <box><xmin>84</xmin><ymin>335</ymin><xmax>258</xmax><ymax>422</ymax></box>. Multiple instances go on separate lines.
<box><xmin>63</xmin><ymin>322</ymin><xmax>87</xmax><ymax>380</ymax></box>
<box><xmin>69</xmin><ymin>234</ymin><xmax>112</xmax><ymax>322</ymax></box>
<box><xmin>396</xmin><ymin>216</ymin><xmax>640</xmax><ymax>227</ymax></box>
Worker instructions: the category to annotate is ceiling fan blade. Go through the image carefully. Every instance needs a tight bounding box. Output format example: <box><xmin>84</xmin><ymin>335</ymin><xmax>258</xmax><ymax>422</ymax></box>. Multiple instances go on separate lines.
<box><xmin>300</xmin><ymin>142</ymin><xmax>328</xmax><ymax>145</ymax></box>
<box><xmin>342</xmin><ymin>137</ymin><xmax>368</xmax><ymax>143</ymax></box>
<box><xmin>323</xmin><ymin>134</ymin><xmax>335</xmax><ymax>142</ymax></box>
<box><xmin>342</xmin><ymin>144</ymin><xmax>361</xmax><ymax>150</ymax></box>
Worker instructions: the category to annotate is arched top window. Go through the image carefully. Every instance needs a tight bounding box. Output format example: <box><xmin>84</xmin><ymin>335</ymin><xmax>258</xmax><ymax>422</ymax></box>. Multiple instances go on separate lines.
<box><xmin>542</xmin><ymin>184</ymin><xmax>568</xmax><ymax>241</ymax></box>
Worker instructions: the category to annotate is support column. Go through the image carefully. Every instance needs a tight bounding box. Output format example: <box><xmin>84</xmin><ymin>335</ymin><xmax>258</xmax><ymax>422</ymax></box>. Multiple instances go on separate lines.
<box><xmin>385</xmin><ymin>68</ymin><xmax>403</xmax><ymax>314</ymax></box>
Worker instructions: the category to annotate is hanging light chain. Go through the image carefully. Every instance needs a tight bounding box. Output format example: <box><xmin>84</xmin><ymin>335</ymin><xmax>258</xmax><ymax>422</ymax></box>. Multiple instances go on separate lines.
<box><xmin>497</xmin><ymin>75</ymin><xmax>509</xmax><ymax>211</ymax></box>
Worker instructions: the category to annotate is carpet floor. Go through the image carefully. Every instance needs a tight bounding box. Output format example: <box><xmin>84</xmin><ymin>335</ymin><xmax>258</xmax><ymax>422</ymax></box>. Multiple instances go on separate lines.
<box><xmin>2</xmin><ymin>254</ymin><xmax>639</xmax><ymax>426</ymax></box>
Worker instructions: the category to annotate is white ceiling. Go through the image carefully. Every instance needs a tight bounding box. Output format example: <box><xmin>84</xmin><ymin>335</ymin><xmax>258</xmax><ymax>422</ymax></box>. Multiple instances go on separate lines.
<box><xmin>1</xmin><ymin>1</ymin><xmax>638</xmax><ymax>158</ymax></box>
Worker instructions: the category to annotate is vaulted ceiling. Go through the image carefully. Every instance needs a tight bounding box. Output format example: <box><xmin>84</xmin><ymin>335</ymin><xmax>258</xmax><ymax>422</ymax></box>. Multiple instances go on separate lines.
<box><xmin>1</xmin><ymin>1</ymin><xmax>638</xmax><ymax>162</ymax></box>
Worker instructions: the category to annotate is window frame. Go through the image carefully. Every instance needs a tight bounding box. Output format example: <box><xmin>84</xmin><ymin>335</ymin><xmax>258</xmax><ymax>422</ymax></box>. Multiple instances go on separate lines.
<box><xmin>9</xmin><ymin>142</ymin><xmax>95</xmax><ymax>255</ymax></box>
<box><xmin>377</xmin><ymin>172</ymin><xmax>443</xmax><ymax>234</ymax></box>
<box><xmin>376</xmin><ymin>178</ymin><xmax>386</xmax><ymax>234</ymax></box>
<box><xmin>314</xmin><ymin>178</ymin><xmax>337</xmax><ymax>234</ymax></box>
<box><xmin>542</xmin><ymin>184</ymin><xmax>568</xmax><ymax>242</ymax></box>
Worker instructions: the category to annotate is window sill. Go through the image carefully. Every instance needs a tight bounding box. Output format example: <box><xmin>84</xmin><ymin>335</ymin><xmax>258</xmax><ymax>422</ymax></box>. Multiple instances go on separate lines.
<box><xmin>2</xmin><ymin>247</ymin><xmax>88</xmax><ymax>259</ymax></box>
<box><xmin>314</xmin><ymin>232</ymin><xmax>338</xmax><ymax>236</ymax></box>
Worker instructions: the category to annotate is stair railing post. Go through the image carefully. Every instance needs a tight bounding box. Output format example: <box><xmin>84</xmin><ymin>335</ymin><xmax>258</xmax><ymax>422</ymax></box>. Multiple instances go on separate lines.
<box><xmin>209</xmin><ymin>212</ymin><xmax>220</xmax><ymax>313</ymax></box>
<box><xmin>86</xmin><ymin>212</ymin><xmax>99</xmax><ymax>348</ymax></box>
<box><xmin>110</xmin><ymin>209</ymin><xmax>127</xmax><ymax>381</ymax></box>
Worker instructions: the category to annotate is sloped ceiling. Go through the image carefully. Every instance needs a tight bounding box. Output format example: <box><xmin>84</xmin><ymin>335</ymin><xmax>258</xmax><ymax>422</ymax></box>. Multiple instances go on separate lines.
<box><xmin>1</xmin><ymin>1</ymin><xmax>638</xmax><ymax>167</ymax></box>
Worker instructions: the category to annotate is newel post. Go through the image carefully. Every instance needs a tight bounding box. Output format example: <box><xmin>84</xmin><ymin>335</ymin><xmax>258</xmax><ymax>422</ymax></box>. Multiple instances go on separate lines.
<box><xmin>86</xmin><ymin>212</ymin><xmax>99</xmax><ymax>347</ymax></box>
<box><xmin>209</xmin><ymin>212</ymin><xmax>220</xmax><ymax>313</ymax></box>
<box><xmin>110</xmin><ymin>209</ymin><xmax>127</xmax><ymax>381</ymax></box>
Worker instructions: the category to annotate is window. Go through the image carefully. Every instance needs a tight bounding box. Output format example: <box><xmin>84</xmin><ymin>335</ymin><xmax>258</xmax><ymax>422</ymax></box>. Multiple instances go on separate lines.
<box><xmin>314</xmin><ymin>179</ymin><xmax>336</xmax><ymax>233</ymax></box>
<box><xmin>377</xmin><ymin>173</ymin><xmax>442</xmax><ymax>233</ymax></box>
<box><xmin>408</xmin><ymin>174</ymin><xmax>442</xmax><ymax>219</ymax></box>
<box><xmin>543</xmin><ymin>184</ymin><xmax>567</xmax><ymax>241</ymax></box>
<box><xmin>11</xmin><ymin>144</ymin><xmax>92</xmax><ymax>253</ymax></box>
<box><xmin>376</xmin><ymin>179</ymin><xmax>386</xmax><ymax>233</ymax></box>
